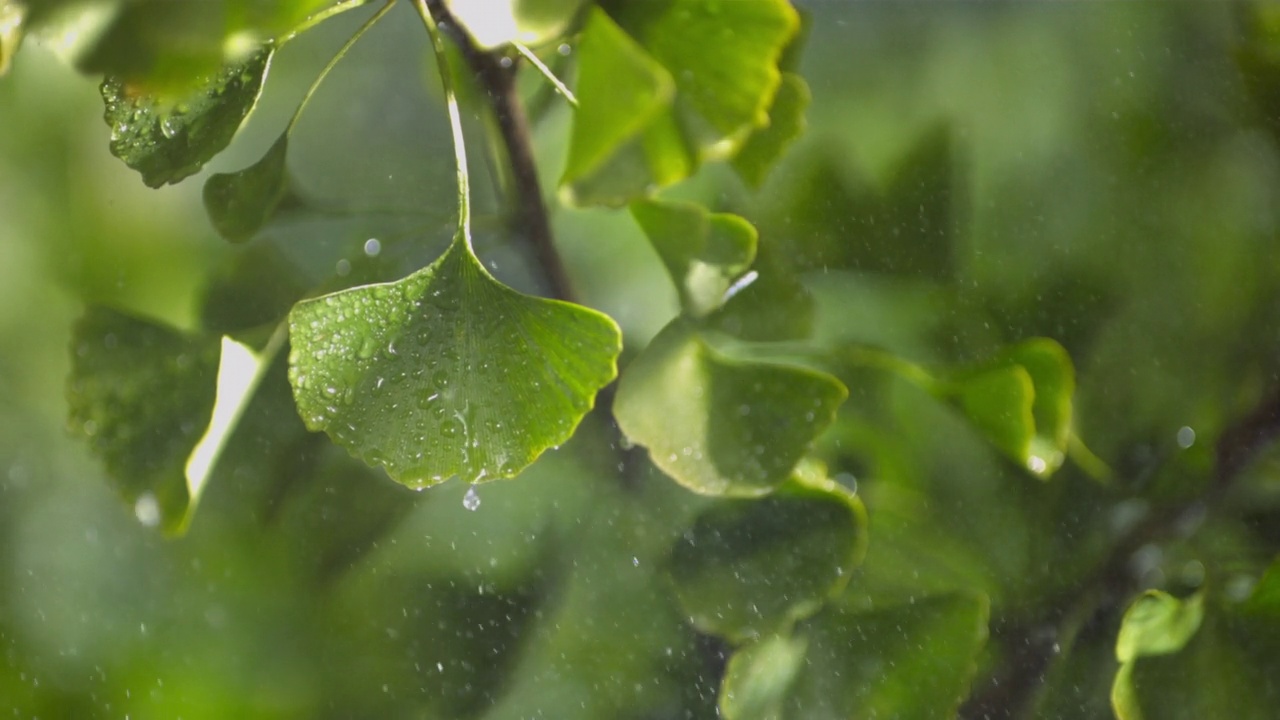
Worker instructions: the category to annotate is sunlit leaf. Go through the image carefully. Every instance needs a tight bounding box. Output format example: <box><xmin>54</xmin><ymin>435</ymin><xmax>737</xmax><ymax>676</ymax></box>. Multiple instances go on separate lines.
<box><xmin>101</xmin><ymin>44</ymin><xmax>273</xmax><ymax>187</ymax></box>
<box><xmin>775</xmin><ymin>593</ymin><xmax>990</xmax><ymax>719</ymax></box>
<box><xmin>560</xmin><ymin>7</ymin><xmax>674</xmax><ymax>205</ymax></box>
<box><xmin>668</xmin><ymin>466</ymin><xmax>867</xmax><ymax>641</ymax></box>
<box><xmin>943</xmin><ymin>338</ymin><xmax>1075</xmax><ymax>478</ymax></box>
<box><xmin>564</xmin><ymin>0</ymin><xmax>799</xmax><ymax>204</ymax></box>
<box><xmin>732</xmin><ymin>73</ymin><xmax>810</xmax><ymax>188</ymax></box>
<box><xmin>614</xmin><ymin>319</ymin><xmax>847</xmax><ymax>496</ymax></box>
<box><xmin>287</xmin><ymin>238</ymin><xmax>621</xmax><ymax>488</ymax></box>
<box><xmin>630</xmin><ymin>198</ymin><xmax>757</xmax><ymax>317</ymax></box>
<box><xmin>67</xmin><ymin>307</ymin><xmax>219</xmax><ymax>534</ymax></box>
<box><xmin>203</xmin><ymin>133</ymin><xmax>289</xmax><ymax>242</ymax></box>
<box><xmin>1115</xmin><ymin>590</ymin><xmax>1205</xmax><ymax>664</ymax></box>
<box><xmin>719</xmin><ymin>633</ymin><xmax>808</xmax><ymax>720</ymax></box>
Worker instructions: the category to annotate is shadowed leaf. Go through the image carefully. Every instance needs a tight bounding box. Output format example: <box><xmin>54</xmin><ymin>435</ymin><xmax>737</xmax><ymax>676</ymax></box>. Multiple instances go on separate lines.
<box><xmin>203</xmin><ymin>133</ymin><xmax>290</xmax><ymax>242</ymax></box>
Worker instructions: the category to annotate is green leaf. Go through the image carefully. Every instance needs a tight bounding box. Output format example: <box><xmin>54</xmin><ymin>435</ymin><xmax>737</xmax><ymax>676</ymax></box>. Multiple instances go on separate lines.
<box><xmin>774</xmin><ymin>593</ymin><xmax>990</xmax><ymax>720</ymax></box>
<box><xmin>614</xmin><ymin>319</ymin><xmax>847</xmax><ymax>496</ymax></box>
<box><xmin>67</xmin><ymin>307</ymin><xmax>288</xmax><ymax>534</ymax></box>
<box><xmin>1115</xmin><ymin>590</ymin><xmax>1205</xmax><ymax>664</ymax></box>
<box><xmin>287</xmin><ymin>238</ymin><xmax>622</xmax><ymax>488</ymax></box>
<box><xmin>67</xmin><ymin>307</ymin><xmax>219</xmax><ymax>534</ymax></box>
<box><xmin>943</xmin><ymin>338</ymin><xmax>1075</xmax><ymax>478</ymax></box>
<box><xmin>101</xmin><ymin>44</ymin><xmax>274</xmax><ymax>188</ymax></box>
<box><xmin>732</xmin><ymin>73</ymin><xmax>810</xmax><ymax>188</ymax></box>
<box><xmin>706</xmin><ymin>237</ymin><xmax>816</xmax><ymax>342</ymax></box>
<box><xmin>0</xmin><ymin>1</ymin><xmax>24</xmax><ymax>76</ymax></box>
<box><xmin>668</xmin><ymin>466</ymin><xmax>867</xmax><ymax>641</ymax></box>
<box><xmin>719</xmin><ymin>633</ymin><xmax>808</xmax><ymax>720</ymax></box>
<box><xmin>563</xmin><ymin>0</ymin><xmax>799</xmax><ymax>204</ymax></box>
<box><xmin>560</xmin><ymin>7</ymin><xmax>676</xmax><ymax>204</ymax></box>
<box><xmin>630</xmin><ymin>198</ymin><xmax>758</xmax><ymax>317</ymax></box>
<box><xmin>1109</xmin><ymin>576</ymin><xmax>1280</xmax><ymax>720</ymax></box>
<box><xmin>203</xmin><ymin>133</ymin><xmax>290</xmax><ymax>242</ymax></box>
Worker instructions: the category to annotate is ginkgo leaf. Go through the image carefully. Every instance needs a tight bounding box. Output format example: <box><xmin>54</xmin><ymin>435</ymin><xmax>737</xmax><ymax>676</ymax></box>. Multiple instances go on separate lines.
<box><xmin>287</xmin><ymin>238</ymin><xmax>622</xmax><ymax>488</ymax></box>
<box><xmin>668</xmin><ymin>465</ymin><xmax>867</xmax><ymax>642</ymax></box>
<box><xmin>944</xmin><ymin>338</ymin><xmax>1075</xmax><ymax>478</ymax></box>
<box><xmin>733</xmin><ymin>72</ymin><xmax>810</xmax><ymax>188</ymax></box>
<box><xmin>0</xmin><ymin>0</ymin><xmax>24</xmax><ymax>76</ymax></box>
<box><xmin>630</xmin><ymin>198</ymin><xmax>757</xmax><ymax>317</ymax></box>
<box><xmin>67</xmin><ymin>307</ymin><xmax>219</xmax><ymax>534</ymax></box>
<box><xmin>101</xmin><ymin>44</ymin><xmax>274</xmax><ymax>187</ymax></box>
<box><xmin>563</xmin><ymin>0</ymin><xmax>799</xmax><ymax>205</ymax></box>
<box><xmin>719</xmin><ymin>633</ymin><xmax>808</xmax><ymax>720</ymax></box>
<box><xmin>203</xmin><ymin>133</ymin><xmax>290</xmax><ymax>242</ymax></box>
<box><xmin>615</xmin><ymin>319</ymin><xmax>847</xmax><ymax>496</ymax></box>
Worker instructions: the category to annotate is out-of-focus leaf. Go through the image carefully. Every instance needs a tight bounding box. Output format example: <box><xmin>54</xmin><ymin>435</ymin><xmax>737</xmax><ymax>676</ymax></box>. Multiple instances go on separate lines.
<box><xmin>1111</xmin><ymin>560</ymin><xmax>1280</xmax><ymax>720</ymax></box>
<box><xmin>0</xmin><ymin>1</ymin><xmax>25</xmax><ymax>76</ymax></box>
<box><xmin>1115</xmin><ymin>590</ymin><xmax>1205</xmax><ymax>665</ymax></box>
<box><xmin>770</xmin><ymin>593</ymin><xmax>989</xmax><ymax>720</ymax></box>
<box><xmin>446</xmin><ymin>0</ymin><xmax>588</xmax><ymax>49</ymax></box>
<box><xmin>203</xmin><ymin>133</ymin><xmax>289</xmax><ymax>242</ymax></box>
<box><xmin>614</xmin><ymin>319</ymin><xmax>847</xmax><ymax>496</ymax></box>
<box><xmin>563</xmin><ymin>0</ymin><xmax>799</xmax><ymax>204</ymax></box>
<box><xmin>733</xmin><ymin>73</ymin><xmax>810</xmax><ymax>188</ymax></box>
<box><xmin>101</xmin><ymin>44</ymin><xmax>273</xmax><ymax>187</ymax></box>
<box><xmin>67</xmin><ymin>307</ymin><xmax>219</xmax><ymax>534</ymax></box>
<box><xmin>199</xmin><ymin>244</ymin><xmax>310</xmax><ymax>336</ymax></box>
<box><xmin>630</xmin><ymin>198</ymin><xmax>757</xmax><ymax>317</ymax></box>
<box><xmin>764</xmin><ymin>127</ymin><xmax>957</xmax><ymax>280</ymax></box>
<box><xmin>943</xmin><ymin>338</ymin><xmax>1075</xmax><ymax>478</ymax></box>
<box><xmin>719</xmin><ymin>633</ymin><xmax>808</xmax><ymax>720</ymax></box>
<box><xmin>67</xmin><ymin>307</ymin><xmax>287</xmax><ymax>534</ymax></box>
<box><xmin>287</xmin><ymin>237</ymin><xmax>621</xmax><ymax>488</ymax></box>
<box><xmin>668</xmin><ymin>466</ymin><xmax>867</xmax><ymax>642</ymax></box>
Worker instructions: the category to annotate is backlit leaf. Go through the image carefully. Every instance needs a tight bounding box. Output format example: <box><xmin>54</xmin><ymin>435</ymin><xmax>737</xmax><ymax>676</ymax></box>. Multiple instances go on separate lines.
<box><xmin>630</xmin><ymin>198</ymin><xmax>757</xmax><ymax>317</ymax></box>
<box><xmin>101</xmin><ymin>44</ymin><xmax>273</xmax><ymax>187</ymax></box>
<box><xmin>0</xmin><ymin>0</ymin><xmax>24</xmax><ymax>76</ymax></box>
<box><xmin>614</xmin><ymin>319</ymin><xmax>847</xmax><ymax>496</ymax></box>
<box><xmin>287</xmin><ymin>237</ymin><xmax>622</xmax><ymax>488</ymax></box>
<box><xmin>732</xmin><ymin>72</ymin><xmax>810</xmax><ymax>188</ymax></box>
<box><xmin>719</xmin><ymin>633</ymin><xmax>808</xmax><ymax>720</ymax></box>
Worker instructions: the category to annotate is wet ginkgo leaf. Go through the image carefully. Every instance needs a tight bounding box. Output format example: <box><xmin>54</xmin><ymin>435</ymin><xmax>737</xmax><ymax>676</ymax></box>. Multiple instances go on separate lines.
<box><xmin>615</xmin><ymin>319</ymin><xmax>846</xmax><ymax>496</ymax></box>
<box><xmin>630</xmin><ymin>198</ymin><xmax>757</xmax><ymax>318</ymax></box>
<box><xmin>732</xmin><ymin>72</ymin><xmax>810</xmax><ymax>188</ymax></box>
<box><xmin>203</xmin><ymin>133</ymin><xmax>289</xmax><ymax>242</ymax></box>
<box><xmin>719</xmin><ymin>633</ymin><xmax>808</xmax><ymax>720</ymax></box>
<box><xmin>101</xmin><ymin>44</ymin><xmax>274</xmax><ymax>187</ymax></box>
<box><xmin>287</xmin><ymin>237</ymin><xmax>622</xmax><ymax>488</ymax></box>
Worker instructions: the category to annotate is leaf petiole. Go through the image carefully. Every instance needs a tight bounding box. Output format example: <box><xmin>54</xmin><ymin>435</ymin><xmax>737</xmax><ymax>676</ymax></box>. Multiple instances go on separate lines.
<box><xmin>514</xmin><ymin>42</ymin><xmax>578</xmax><ymax>107</ymax></box>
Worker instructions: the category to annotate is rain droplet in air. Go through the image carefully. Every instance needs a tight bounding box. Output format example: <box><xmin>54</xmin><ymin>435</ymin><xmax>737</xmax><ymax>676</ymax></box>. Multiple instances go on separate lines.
<box><xmin>134</xmin><ymin>493</ymin><xmax>161</xmax><ymax>528</ymax></box>
<box><xmin>462</xmin><ymin>486</ymin><xmax>481</xmax><ymax>511</ymax></box>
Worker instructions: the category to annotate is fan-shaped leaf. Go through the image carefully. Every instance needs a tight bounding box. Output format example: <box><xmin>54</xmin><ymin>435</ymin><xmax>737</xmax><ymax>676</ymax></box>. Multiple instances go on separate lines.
<box><xmin>614</xmin><ymin>320</ymin><xmax>847</xmax><ymax>496</ymax></box>
<box><xmin>287</xmin><ymin>238</ymin><xmax>622</xmax><ymax>488</ymax></box>
<box><xmin>733</xmin><ymin>72</ymin><xmax>810</xmax><ymax>188</ymax></box>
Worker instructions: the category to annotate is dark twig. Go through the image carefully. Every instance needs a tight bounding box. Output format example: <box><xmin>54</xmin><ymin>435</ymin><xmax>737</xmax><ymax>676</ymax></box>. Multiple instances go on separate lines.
<box><xmin>962</xmin><ymin>382</ymin><xmax>1280</xmax><ymax>719</ymax></box>
<box><xmin>421</xmin><ymin>0</ymin><xmax>577</xmax><ymax>303</ymax></box>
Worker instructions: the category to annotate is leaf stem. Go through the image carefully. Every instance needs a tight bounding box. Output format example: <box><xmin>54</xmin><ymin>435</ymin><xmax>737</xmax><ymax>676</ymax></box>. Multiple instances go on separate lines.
<box><xmin>419</xmin><ymin>0</ymin><xmax>577</xmax><ymax>302</ymax></box>
<box><xmin>414</xmin><ymin>0</ymin><xmax>472</xmax><ymax>244</ymax></box>
<box><xmin>513</xmin><ymin>42</ymin><xmax>578</xmax><ymax>107</ymax></box>
<box><xmin>279</xmin><ymin>0</ymin><xmax>377</xmax><ymax>46</ymax></box>
<box><xmin>288</xmin><ymin>0</ymin><xmax>398</xmax><ymax>135</ymax></box>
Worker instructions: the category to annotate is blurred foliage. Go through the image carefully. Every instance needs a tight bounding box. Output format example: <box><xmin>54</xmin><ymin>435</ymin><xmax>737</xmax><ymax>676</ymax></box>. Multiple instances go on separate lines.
<box><xmin>2</xmin><ymin>1</ymin><xmax>1280</xmax><ymax>719</ymax></box>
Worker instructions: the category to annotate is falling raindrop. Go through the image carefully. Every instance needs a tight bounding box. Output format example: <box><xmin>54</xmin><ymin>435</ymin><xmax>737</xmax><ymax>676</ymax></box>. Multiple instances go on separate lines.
<box><xmin>134</xmin><ymin>493</ymin><xmax>161</xmax><ymax>528</ymax></box>
<box><xmin>462</xmin><ymin>486</ymin><xmax>481</xmax><ymax>511</ymax></box>
<box><xmin>1176</xmin><ymin>425</ymin><xmax>1195</xmax><ymax>449</ymax></box>
<box><xmin>363</xmin><ymin>238</ymin><xmax>382</xmax><ymax>257</ymax></box>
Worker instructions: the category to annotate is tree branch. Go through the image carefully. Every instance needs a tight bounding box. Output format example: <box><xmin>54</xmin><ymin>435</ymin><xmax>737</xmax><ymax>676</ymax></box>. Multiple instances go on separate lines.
<box><xmin>421</xmin><ymin>0</ymin><xmax>577</xmax><ymax>303</ymax></box>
